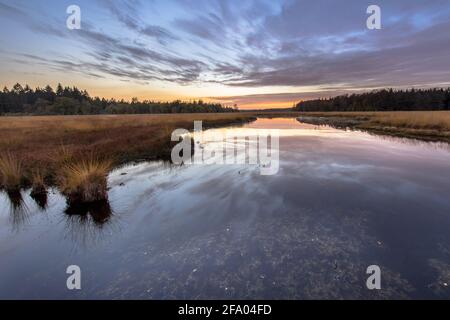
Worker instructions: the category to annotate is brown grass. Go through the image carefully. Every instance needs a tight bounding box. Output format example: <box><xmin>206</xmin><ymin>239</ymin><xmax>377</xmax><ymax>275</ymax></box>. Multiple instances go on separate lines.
<box><xmin>3</xmin><ymin>110</ymin><xmax>447</xmax><ymax>197</ymax></box>
<box><xmin>60</xmin><ymin>156</ymin><xmax>112</xmax><ymax>203</ymax></box>
<box><xmin>298</xmin><ymin>111</ymin><xmax>450</xmax><ymax>141</ymax></box>
<box><xmin>0</xmin><ymin>113</ymin><xmax>255</xmax><ymax>195</ymax></box>
<box><xmin>366</xmin><ymin>111</ymin><xmax>450</xmax><ymax>130</ymax></box>
<box><xmin>30</xmin><ymin>169</ymin><xmax>46</xmax><ymax>194</ymax></box>
<box><xmin>0</xmin><ymin>153</ymin><xmax>23</xmax><ymax>191</ymax></box>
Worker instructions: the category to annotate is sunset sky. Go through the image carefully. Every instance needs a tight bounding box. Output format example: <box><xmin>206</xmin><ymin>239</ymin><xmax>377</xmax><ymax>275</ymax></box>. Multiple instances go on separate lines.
<box><xmin>1</xmin><ymin>0</ymin><xmax>450</xmax><ymax>109</ymax></box>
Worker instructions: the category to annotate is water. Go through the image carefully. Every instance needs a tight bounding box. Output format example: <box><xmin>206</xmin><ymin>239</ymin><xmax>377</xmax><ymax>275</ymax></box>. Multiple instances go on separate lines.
<box><xmin>1</xmin><ymin>118</ymin><xmax>450</xmax><ymax>299</ymax></box>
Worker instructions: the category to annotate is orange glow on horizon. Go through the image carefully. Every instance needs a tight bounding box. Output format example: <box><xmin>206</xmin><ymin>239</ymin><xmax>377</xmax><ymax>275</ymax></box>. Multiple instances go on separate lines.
<box><xmin>0</xmin><ymin>77</ymin><xmax>300</xmax><ymax>110</ymax></box>
<box><xmin>232</xmin><ymin>101</ymin><xmax>297</xmax><ymax>110</ymax></box>
<box><xmin>80</xmin><ymin>88</ymin><xmax>298</xmax><ymax>110</ymax></box>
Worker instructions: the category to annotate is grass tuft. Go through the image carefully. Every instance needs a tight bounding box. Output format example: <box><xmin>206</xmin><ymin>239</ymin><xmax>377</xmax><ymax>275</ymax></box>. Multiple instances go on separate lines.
<box><xmin>31</xmin><ymin>170</ymin><xmax>46</xmax><ymax>190</ymax></box>
<box><xmin>0</xmin><ymin>153</ymin><xmax>23</xmax><ymax>191</ymax></box>
<box><xmin>60</xmin><ymin>156</ymin><xmax>112</xmax><ymax>203</ymax></box>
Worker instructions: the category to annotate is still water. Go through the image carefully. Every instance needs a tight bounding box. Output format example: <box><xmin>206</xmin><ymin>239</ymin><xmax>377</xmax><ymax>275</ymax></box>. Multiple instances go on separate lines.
<box><xmin>1</xmin><ymin>118</ymin><xmax>450</xmax><ymax>299</ymax></box>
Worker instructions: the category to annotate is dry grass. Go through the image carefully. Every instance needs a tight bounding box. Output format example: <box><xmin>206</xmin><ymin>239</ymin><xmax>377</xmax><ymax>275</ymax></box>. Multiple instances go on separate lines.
<box><xmin>60</xmin><ymin>156</ymin><xmax>112</xmax><ymax>203</ymax></box>
<box><xmin>30</xmin><ymin>170</ymin><xmax>46</xmax><ymax>194</ymax></box>
<box><xmin>0</xmin><ymin>113</ymin><xmax>254</xmax><ymax>197</ymax></box>
<box><xmin>367</xmin><ymin>111</ymin><xmax>450</xmax><ymax>130</ymax></box>
<box><xmin>299</xmin><ymin>111</ymin><xmax>450</xmax><ymax>129</ymax></box>
<box><xmin>3</xmin><ymin>110</ymin><xmax>446</xmax><ymax>198</ymax></box>
<box><xmin>0</xmin><ymin>153</ymin><xmax>23</xmax><ymax>191</ymax></box>
<box><xmin>298</xmin><ymin>111</ymin><xmax>450</xmax><ymax>141</ymax></box>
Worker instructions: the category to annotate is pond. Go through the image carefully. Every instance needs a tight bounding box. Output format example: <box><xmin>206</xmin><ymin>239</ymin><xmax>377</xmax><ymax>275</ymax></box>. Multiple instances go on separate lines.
<box><xmin>1</xmin><ymin>118</ymin><xmax>450</xmax><ymax>299</ymax></box>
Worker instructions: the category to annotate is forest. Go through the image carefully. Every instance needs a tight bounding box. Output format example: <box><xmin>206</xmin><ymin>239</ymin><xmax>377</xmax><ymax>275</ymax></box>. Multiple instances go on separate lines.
<box><xmin>294</xmin><ymin>88</ymin><xmax>450</xmax><ymax>112</ymax></box>
<box><xmin>0</xmin><ymin>83</ymin><xmax>237</xmax><ymax>115</ymax></box>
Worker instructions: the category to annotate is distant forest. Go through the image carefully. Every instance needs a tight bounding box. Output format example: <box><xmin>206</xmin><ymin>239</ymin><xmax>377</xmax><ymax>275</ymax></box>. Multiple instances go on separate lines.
<box><xmin>0</xmin><ymin>83</ymin><xmax>237</xmax><ymax>115</ymax></box>
<box><xmin>294</xmin><ymin>88</ymin><xmax>450</xmax><ymax>112</ymax></box>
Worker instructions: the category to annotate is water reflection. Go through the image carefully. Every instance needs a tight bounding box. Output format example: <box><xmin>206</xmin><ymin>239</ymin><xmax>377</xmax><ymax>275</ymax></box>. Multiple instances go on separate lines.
<box><xmin>63</xmin><ymin>199</ymin><xmax>116</xmax><ymax>245</ymax></box>
<box><xmin>30</xmin><ymin>189</ymin><xmax>48</xmax><ymax>210</ymax></box>
<box><xmin>65</xmin><ymin>199</ymin><xmax>113</xmax><ymax>225</ymax></box>
<box><xmin>296</xmin><ymin>117</ymin><xmax>450</xmax><ymax>151</ymax></box>
<box><xmin>5</xmin><ymin>189</ymin><xmax>30</xmax><ymax>231</ymax></box>
<box><xmin>1</xmin><ymin>118</ymin><xmax>450</xmax><ymax>299</ymax></box>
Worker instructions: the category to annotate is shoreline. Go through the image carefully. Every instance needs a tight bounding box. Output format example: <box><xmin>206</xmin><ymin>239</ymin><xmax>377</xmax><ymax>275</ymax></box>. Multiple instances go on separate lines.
<box><xmin>0</xmin><ymin>113</ymin><xmax>256</xmax><ymax>193</ymax></box>
<box><xmin>296</xmin><ymin>111</ymin><xmax>450</xmax><ymax>143</ymax></box>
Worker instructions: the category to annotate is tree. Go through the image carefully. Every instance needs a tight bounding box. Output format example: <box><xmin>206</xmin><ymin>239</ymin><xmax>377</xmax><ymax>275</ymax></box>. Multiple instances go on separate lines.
<box><xmin>49</xmin><ymin>97</ymin><xmax>81</xmax><ymax>115</ymax></box>
<box><xmin>12</xmin><ymin>83</ymin><xmax>24</xmax><ymax>94</ymax></box>
<box><xmin>56</xmin><ymin>83</ymin><xmax>64</xmax><ymax>97</ymax></box>
<box><xmin>294</xmin><ymin>88</ymin><xmax>450</xmax><ymax>112</ymax></box>
<box><xmin>0</xmin><ymin>83</ymin><xmax>237</xmax><ymax>115</ymax></box>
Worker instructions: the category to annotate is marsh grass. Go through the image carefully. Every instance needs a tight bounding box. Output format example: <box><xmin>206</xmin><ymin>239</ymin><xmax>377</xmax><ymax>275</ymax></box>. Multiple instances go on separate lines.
<box><xmin>0</xmin><ymin>113</ymin><xmax>253</xmax><ymax>180</ymax></box>
<box><xmin>299</xmin><ymin>111</ymin><xmax>450</xmax><ymax>141</ymax></box>
<box><xmin>30</xmin><ymin>170</ymin><xmax>46</xmax><ymax>193</ymax></box>
<box><xmin>368</xmin><ymin>112</ymin><xmax>450</xmax><ymax>130</ymax></box>
<box><xmin>0</xmin><ymin>113</ymin><xmax>254</xmax><ymax>203</ymax></box>
<box><xmin>30</xmin><ymin>170</ymin><xmax>48</xmax><ymax>209</ymax></box>
<box><xmin>56</xmin><ymin>143</ymin><xmax>74</xmax><ymax>165</ymax></box>
<box><xmin>59</xmin><ymin>156</ymin><xmax>113</xmax><ymax>203</ymax></box>
<box><xmin>0</xmin><ymin>153</ymin><xmax>23</xmax><ymax>191</ymax></box>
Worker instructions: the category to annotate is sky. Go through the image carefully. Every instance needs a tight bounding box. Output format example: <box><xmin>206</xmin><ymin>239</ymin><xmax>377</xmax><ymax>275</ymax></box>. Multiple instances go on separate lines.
<box><xmin>1</xmin><ymin>0</ymin><xmax>450</xmax><ymax>109</ymax></box>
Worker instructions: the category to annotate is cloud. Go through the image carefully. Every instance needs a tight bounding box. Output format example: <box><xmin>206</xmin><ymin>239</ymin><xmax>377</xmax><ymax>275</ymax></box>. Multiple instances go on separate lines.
<box><xmin>141</xmin><ymin>25</ymin><xmax>179</xmax><ymax>42</ymax></box>
<box><xmin>223</xmin><ymin>18</ymin><xmax>450</xmax><ymax>88</ymax></box>
<box><xmin>174</xmin><ymin>15</ymin><xmax>224</xmax><ymax>43</ymax></box>
<box><xmin>99</xmin><ymin>0</ymin><xmax>178</xmax><ymax>44</ymax></box>
<box><xmin>2</xmin><ymin>0</ymin><xmax>450</xmax><ymax>104</ymax></box>
<box><xmin>203</xmin><ymin>0</ymin><xmax>450</xmax><ymax>90</ymax></box>
<box><xmin>0</xmin><ymin>2</ymin><xmax>25</xmax><ymax>17</ymax></box>
<box><xmin>10</xmin><ymin>10</ymin><xmax>207</xmax><ymax>84</ymax></box>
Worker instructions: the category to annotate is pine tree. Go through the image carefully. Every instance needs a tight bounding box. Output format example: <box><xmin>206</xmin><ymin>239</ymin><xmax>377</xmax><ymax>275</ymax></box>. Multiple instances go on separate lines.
<box><xmin>56</xmin><ymin>83</ymin><xmax>64</xmax><ymax>96</ymax></box>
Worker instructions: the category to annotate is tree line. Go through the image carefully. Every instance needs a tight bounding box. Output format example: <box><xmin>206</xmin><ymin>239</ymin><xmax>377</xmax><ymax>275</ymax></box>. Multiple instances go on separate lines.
<box><xmin>0</xmin><ymin>83</ymin><xmax>237</xmax><ymax>115</ymax></box>
<box><xmin>294</xmin><ymin>88</ymin><xmax>450</xmax><ymax>112</ymax></box>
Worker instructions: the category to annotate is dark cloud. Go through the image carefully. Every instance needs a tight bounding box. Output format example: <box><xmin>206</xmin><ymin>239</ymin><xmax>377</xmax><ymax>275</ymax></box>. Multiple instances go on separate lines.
<box><xmin>201</xmin><ymin>0</ymin><xmax>450</xmax><ymax>90</ymax></box>
<box><xmin>222</xmin><ymin>18</ymin><xmax>450</xmax><ymax>88</ymax></box>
